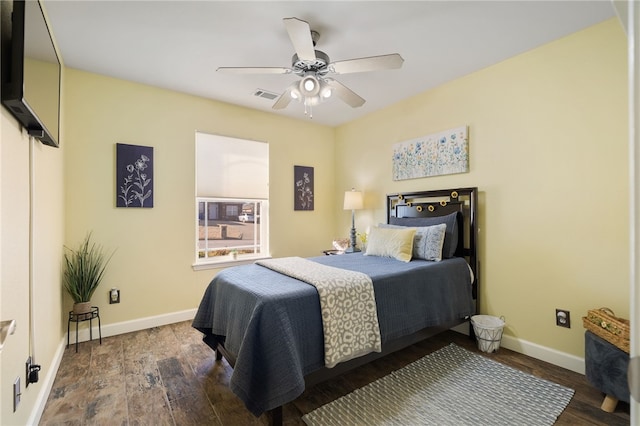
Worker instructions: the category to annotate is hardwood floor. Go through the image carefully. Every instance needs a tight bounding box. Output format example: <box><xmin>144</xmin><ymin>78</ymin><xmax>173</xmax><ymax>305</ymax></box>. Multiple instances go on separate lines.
<box><xmin>40</xmin><ymin>320</ymin><xmax>630</xmax><ymax>425</ymax></box>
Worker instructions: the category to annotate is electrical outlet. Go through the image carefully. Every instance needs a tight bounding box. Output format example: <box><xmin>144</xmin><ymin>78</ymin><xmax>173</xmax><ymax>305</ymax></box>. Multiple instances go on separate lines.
<box><xmin>109</xmin><ymin>288</ymin><xmax>120</xmax><ymax>304</ymax></box>
<box><xmin>556</xmin><ymin>309</ymin><xmax>571</xmax><ymax>328</ymax></box>
<box><xmin>25</xmin><ymin>356</ymin><xmax>31</xmax><ymax>387</ymax></box>
<box><xmin>13</xmin><ymin>377</ymin><xmax>20</xmax><ymax>412</ymax></box>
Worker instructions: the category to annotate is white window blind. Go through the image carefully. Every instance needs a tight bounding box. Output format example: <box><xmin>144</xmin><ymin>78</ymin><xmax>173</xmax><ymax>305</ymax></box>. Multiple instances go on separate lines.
<box><xmin>195</xmin><ymin>132</ymin><xmax>269</xmax><ymax>198</ymax></box>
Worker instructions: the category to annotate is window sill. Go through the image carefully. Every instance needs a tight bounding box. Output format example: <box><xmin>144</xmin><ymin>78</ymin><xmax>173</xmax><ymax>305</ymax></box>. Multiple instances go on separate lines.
<box><xmin>192</xmin><ymin>255</ymin><xmax>272</xmax><ymax>271</ymax></box>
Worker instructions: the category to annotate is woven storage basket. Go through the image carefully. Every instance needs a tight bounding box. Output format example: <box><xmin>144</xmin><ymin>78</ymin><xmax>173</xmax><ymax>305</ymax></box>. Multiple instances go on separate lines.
<box><xmin>582</xmin><ymin>307</ymin><xmax>630</xmax><ymax>353</ymax></box>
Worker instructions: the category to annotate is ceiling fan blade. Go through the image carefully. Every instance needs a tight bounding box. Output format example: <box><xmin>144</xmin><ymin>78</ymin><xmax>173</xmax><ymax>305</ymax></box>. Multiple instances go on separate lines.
<box><xmin>217</xmin><ymin>67</ymin><xmax>291</xmax><ymax>75</ymax></box>
<box><xmin>283</xmin><ymin>17</ymin><xmax>316</xmax><ymax>62</ymax></box>
<box><xmin>331</xmin><ymin>53</ymin><xmax>404</xmax><ymax>74</ymax></box>
<box><xmin>325</xmin><ymin>79</ymin><xmax>365</xmax><ymax>108</ymax></box>
<box><xmin>272</xmin><ymin>83</ymin><xmax>298</xmax><ymax>110</ymax></box>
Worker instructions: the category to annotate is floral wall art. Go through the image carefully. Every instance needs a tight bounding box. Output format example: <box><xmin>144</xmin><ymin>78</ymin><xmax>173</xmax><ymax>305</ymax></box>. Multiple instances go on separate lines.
<box><xmin>392</xmin><ymin>126</ymin><xmax>469</xmax><ymax>181</ymax></box>
<box><xmin>294</xmin><ymin>165</ymin><xmax>314</xmax><ymax>211</ymax></box>
<box><xmin>116</xmin><ymin>143</ymin><xmax>154</xmax><ymax>208</ymax></box>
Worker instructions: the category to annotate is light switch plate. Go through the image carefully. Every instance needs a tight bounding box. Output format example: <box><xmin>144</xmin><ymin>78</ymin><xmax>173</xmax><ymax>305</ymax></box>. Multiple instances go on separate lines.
<box><xmin>13</xmin><ymin>377</ymin><xmax>20</xmax><ymax>412</ymax></box>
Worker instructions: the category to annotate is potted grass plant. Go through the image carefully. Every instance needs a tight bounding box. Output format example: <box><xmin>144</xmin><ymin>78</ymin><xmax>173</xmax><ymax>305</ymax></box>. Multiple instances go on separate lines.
<box><xmin>63</xmin><ymin>233</ymin><xmax>114</xmax><ymax>315</ymax></box>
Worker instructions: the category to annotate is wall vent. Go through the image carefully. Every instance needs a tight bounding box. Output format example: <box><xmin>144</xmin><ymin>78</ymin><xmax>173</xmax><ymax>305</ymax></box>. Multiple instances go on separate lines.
<box><xmin>253</xmin><ymin>89</ymin><xmax>279</xmax><ymax>100</ymax></box>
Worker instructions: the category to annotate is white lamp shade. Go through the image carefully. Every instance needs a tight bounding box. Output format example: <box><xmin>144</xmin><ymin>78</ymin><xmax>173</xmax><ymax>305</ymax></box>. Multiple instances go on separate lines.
<box><xmin>344</xmin><ymin>190</ymin><xmax>363</xmax><ymax>210</ymax></box>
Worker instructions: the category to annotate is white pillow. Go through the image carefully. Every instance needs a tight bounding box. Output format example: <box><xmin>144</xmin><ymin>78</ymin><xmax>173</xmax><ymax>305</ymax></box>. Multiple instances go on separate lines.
<box><xmin>364</xmin><ymin>226</ymin><xmax>416</xmax><ymax>262</ymax></box>
<box><xmin>379</xmin><ymin>223</ymin><xmax>446</xmax><ymax>261</ymax></box>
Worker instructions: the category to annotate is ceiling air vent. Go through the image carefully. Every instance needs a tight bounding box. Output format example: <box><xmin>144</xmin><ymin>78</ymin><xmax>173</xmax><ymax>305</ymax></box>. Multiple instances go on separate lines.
<box><xmin>253</xmin><ymin>89</ymin><xmax>279</xmax><ymax>101</ymax></box>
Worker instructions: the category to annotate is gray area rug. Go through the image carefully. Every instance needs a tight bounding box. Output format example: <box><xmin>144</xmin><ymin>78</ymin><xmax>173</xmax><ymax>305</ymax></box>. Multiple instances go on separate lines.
<box><xmin>302</xmin><ymin>343</ymin><xmax>574</xmax><ymax>425</ymax></box>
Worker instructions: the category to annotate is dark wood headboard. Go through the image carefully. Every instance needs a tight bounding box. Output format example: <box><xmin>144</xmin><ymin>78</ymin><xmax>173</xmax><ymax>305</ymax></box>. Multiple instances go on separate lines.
<box><xmin>386</xmin><ymin>187</ymin><xmax>479</xmax><ymax>301</ymax></box>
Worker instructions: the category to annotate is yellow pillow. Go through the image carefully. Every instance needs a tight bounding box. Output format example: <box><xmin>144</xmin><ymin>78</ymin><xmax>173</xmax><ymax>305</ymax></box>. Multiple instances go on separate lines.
<box><xmin>364</xmin><ymin>226</ymin><xmax>416</xmax><ymax>262</ymax></box>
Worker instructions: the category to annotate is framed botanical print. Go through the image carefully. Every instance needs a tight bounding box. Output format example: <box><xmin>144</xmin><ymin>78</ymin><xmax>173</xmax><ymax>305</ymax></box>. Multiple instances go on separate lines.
<box><xmin>294</xmin><ymin>165</ymin><xmax>314</xmax><ymax>211</ymax></box>
<box><xmin>116</xmin><ymin>143</ymin><xmax>154</xmax><ymax>208</ymax></box>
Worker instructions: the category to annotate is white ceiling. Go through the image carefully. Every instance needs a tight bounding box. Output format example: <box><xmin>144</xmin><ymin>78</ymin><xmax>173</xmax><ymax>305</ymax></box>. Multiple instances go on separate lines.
<box><xmin>42</xmin><ymin>1</ymin><xmax>616</xmax><ymax>127</ymax></box>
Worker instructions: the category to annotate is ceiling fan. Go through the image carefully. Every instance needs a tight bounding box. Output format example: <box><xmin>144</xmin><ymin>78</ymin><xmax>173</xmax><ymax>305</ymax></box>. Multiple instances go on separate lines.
<box><xmin>217</xmin><ymin>17</ymin><xmax>404</xmax><ymax>118</ymax></box>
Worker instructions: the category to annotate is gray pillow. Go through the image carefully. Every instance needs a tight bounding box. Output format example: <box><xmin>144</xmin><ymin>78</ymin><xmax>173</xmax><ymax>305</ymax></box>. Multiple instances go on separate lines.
<box><xmin>389</xmin><ymin>211</ymin><xmax>459</xmax><ymax>258</ymax></box>
<box><xmin>379</xmin><ymin>223</ymin><xmax>446</xmax><ymax>261</ymax></box>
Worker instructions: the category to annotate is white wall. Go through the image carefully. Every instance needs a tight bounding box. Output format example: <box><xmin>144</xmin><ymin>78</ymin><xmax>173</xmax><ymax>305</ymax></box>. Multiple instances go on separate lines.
<box><xmin>0</xmin><ymin>109</ymin><xmax>64</xmax><ymax>425</ymax></box>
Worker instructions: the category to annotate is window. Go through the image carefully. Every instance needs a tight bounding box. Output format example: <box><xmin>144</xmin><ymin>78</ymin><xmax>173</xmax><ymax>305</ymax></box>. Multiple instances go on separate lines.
<box><xmin>195</xmin><ymin>132</ymin><xmax>269</xmax><ymax>266</ymax></box>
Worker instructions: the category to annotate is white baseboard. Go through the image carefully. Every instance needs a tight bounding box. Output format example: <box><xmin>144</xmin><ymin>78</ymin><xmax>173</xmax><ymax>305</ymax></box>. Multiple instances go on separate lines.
<box><xmin>500</xmin><ymin>334</ymin><xmax>585</xmax><ymax>374</ymax></box>
<box><xmin>28</xmin><ymin>337</ymin><xmax>66</xmax><ymax>425</ymax></box>
<box><xmin>451</xmin><ymin>323</ymin><xmax>585</xmax><ymax>374</ymax></box>
<box><xmin>67</xmin><ymin>308</ymin><xmax>197</xmax><ymax>344</ymax></box>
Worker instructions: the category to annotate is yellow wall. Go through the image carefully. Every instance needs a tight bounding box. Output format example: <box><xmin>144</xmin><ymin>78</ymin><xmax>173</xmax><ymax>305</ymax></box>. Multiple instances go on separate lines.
<box><xmin>335</xmin><ymin>18</ymin><xmax>628</xmax><ymax>357</ymax></box>
<box><xmin>63</xmin><ymin>69</ymin><xmax>335</xmax><ymax>324</ymax></box>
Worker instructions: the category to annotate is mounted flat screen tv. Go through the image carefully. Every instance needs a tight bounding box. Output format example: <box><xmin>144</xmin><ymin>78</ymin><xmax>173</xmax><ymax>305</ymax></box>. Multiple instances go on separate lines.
<box><xmin>1</xmin><ymin>0</ymin><xmax>61</xmax><ymax>148</ymax></box>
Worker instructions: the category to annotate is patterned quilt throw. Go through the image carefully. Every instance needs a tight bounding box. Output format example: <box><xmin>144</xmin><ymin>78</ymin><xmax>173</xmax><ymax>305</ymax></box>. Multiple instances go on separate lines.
<box><xmin>256</xmin><ymin>257</ymin><xmax>382</xmax><ymax>368</ymax></box>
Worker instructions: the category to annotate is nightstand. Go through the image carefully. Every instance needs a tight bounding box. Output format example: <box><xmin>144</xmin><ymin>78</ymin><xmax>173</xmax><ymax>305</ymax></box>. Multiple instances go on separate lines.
<box><xmin>323</xmin><ymin>249</ymin><xmax>342</xmax><ymax>255</ymax></box>
<box><xmin>323</xmin><ymin>249</ymin><xmax>362</xmax><ymax>255</ymax></box>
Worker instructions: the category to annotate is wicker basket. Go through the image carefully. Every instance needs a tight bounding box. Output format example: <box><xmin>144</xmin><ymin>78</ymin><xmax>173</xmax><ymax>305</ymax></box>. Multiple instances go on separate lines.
<box><xmin>582</xmin><ymin>307</ymin><xmax>630</xmax><ymax>353</ymax></box>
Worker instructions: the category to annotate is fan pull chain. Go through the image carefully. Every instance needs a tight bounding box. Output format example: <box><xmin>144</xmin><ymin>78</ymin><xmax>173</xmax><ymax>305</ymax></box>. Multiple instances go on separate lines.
<box><xmin>304</xmin><ymin>98</ymin><xmax>313</xmax><ymax>118</ymax></box>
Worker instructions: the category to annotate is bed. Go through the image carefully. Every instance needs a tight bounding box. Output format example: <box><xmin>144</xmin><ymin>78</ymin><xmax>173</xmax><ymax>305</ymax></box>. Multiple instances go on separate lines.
<box><xmin>192</xmin><ymin>187</ymin><xmax>479</xmax><ymax>425</ymax></box>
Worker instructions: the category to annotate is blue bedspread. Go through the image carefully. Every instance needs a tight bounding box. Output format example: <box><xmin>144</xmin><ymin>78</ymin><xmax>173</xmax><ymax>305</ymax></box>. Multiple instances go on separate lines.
<box><xmin>192</xmin><ymin>253</ymin><xmax>474</xmax><ymax>417</ymax></box>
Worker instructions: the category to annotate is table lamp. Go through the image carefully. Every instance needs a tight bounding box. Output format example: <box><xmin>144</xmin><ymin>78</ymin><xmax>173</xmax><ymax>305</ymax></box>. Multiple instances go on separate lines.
<box><xmin>343</xmin><ymin>188</ymin><xmax>363</xmax><ymax>253</ymax></box>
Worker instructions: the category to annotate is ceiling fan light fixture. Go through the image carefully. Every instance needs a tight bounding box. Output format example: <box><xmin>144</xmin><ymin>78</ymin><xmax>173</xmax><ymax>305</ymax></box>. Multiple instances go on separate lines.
<box><xmin>224</xmin><ymin>16</ymin><xmax>404</xmax><ymax>118</ymax></box>
<box><xmin>319</xmin><ymin>80</ymin><xmax>332</xmax><ymax>99</ymax></box>
<box><xmin>289</xmin><ymin>86</ymin><xmax>302</xmax><ymax>101</ymax></box>
<box><xmin>304</xmin><ymin>79</ymin><xmax>315</xmax><ymax>91</ymax></box>
<box><xmin>299</xmin><ymin>75</ymin><xmax>320</xmax><ymax>97</ymax></box>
